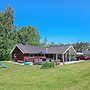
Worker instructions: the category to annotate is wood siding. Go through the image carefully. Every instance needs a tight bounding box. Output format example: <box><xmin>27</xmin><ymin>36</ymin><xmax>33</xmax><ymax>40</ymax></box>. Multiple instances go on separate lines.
<box><xmin>12</xmin><ymin>47</ymin><xmax>24</xmax><ymax>61</ymax></box>
<box><xmin>12</xmin><ymin>47</ymin><xmax>45</xmax><ymax>62</ymax></box>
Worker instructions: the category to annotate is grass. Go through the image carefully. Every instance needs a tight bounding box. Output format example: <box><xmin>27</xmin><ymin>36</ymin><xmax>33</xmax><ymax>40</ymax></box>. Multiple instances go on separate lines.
<box><xmin>0</xmin><ymin>61</ymin><xmax>90</xmax><ymax>90</ymax></box>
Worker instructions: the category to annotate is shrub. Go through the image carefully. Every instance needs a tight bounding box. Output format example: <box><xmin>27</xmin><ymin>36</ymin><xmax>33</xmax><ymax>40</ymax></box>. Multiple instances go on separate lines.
<box><xmin>41</xmin><ymin>61</ymin><xmax>55</xmax><ymax>69</ymax></box>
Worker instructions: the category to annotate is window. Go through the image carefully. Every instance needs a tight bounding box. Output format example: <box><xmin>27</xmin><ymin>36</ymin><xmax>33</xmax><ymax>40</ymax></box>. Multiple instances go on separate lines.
<box><xmin>30</xmin><ymin>54</ymin><xmax>33</xmax><ymax>57</ymax></box>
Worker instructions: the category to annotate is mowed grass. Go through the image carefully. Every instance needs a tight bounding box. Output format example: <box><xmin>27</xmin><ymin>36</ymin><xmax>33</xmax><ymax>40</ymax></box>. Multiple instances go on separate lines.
<box><xmin>0</xmin><ymin>61</ymin><xmax>90</xmax><ymax>90</ymax></box>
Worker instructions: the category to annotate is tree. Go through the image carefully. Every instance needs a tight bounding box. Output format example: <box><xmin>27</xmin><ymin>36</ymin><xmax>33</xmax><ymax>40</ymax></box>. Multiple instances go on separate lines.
<box><xmin>0</xmin><ymin>6</ymin><xmax>16</xmax><ymax>60</ymax></box>
<box><xmin>27</xmin><ymin>26</ymin><xmax>41</xmax><ymax>45</ymax></box>
<box><xmin>41</xmin><ymin>37</ymin><xmax>47</xmax><ymax>47</ymax></box>
<box><xmin>16</xmin><ymin>26</ymin><xmax>41</xmax><ymax>46</ymax></box>
<box><xmin>0</xmin><ymin>6</ymin><xmax>41</xmax><ymax>61</ymax></box>
<box><xmin>73</xmin><ymin>42</ymin><xmax>90</xmax><ymax>52</ymax></box>
<box><xmin>58</xmin><ymin>42</ymin><xmax>64</xmax><ymax>46</ymax></box>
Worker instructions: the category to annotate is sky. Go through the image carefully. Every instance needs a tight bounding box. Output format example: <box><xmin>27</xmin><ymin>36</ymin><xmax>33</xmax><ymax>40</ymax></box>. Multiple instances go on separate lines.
<box><xmin>0</xmin><ymin>0</ymin><xmax>90</xmax><ymax>44</ymax></box>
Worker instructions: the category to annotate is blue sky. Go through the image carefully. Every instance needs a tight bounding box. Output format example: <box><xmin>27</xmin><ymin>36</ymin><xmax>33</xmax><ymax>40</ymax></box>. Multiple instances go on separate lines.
<box><xmin>0</xmin><ymin>0</ymin><xmax>90</xmax><ymax>44</ymax></box>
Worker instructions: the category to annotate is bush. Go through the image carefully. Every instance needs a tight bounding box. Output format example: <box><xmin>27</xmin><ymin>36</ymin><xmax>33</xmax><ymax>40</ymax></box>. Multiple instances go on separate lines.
<box><xmin>41</xmin><ymin>61</ymin><xmax>55</xmax><ymax>69</ymax></box>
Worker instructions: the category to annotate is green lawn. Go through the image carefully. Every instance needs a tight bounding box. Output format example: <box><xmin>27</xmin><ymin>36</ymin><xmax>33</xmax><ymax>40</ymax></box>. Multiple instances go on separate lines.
<box><xmin>0</xmin><ymin>61</ymin><xmax>90</xmax><ymax>90</ymax></box>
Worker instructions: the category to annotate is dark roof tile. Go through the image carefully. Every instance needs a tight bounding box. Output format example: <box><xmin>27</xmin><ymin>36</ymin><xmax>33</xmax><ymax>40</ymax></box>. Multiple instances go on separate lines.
<box><xmin>82</xmin><ymin>50</ymin><xmax>90</xmax><ymax>55</ymax></box>
<box><xmin>16</xmin><ymin>44</ymin><xmax>71</xmax><ymax>54</ymax></box>
<box><xmin>48</xmin><ymin>46</ymin><xmax>70</xmax><ymax>54</ymax></box>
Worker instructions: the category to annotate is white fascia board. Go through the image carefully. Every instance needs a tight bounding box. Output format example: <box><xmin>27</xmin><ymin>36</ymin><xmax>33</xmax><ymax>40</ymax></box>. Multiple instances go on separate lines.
<box><xmin>10</xmin><ymin>45</ymin><xmax>24</xmax><ymax>54</ymax></box>
<box><xmin>63</xmin><ymin>46</ymin><xmax>76</xmax><ymax>54</ymax></box>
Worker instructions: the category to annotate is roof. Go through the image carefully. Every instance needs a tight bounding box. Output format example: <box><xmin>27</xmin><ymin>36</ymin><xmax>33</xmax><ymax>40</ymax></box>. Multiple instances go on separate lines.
<box><xmin>15</xmin><ymin>44</ymin><xmax>46</xmax><ymax>54</ymax></box>
<box><xmin>48</xmin><ymin>46</ymin><xmax>70</xmax><ymax>54</ymax></box>
<box><xmin>11</xmin><ymin>44</ymin><xmax>75</xmax><ymax>54</ymax></box>
<box><xmin>82</xmin><ymin>50</ymin><xmax>90</xmax><ymax>55</ymax></box>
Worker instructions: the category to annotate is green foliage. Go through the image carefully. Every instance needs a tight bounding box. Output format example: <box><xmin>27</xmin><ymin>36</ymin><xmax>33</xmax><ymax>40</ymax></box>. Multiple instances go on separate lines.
<box><xmin>41</xmin><ymin>37</ymin><xmax>47</xmax><ymax>47</ymax></box>
<box><xmin>47</xmin><ymin>42</ymin><xmax>65</xmax><ymax>47</ymax></box>
<box><xmin>0</xmin><ymin>6</ymin><xmax>41</xmax><ymax>61</ymax></box>
<box><xmin>0</xmin><ymin>6</ymin><xmax>16</xmax><ymax>61</ymax></box>
<box><xmin>41</xmin><ymin>61</ymin><xmax>55</xmax><ymax>69</ymax></box>
<box><xmin>17</xmin><ymin>26</ymin><xmax>41</xmax><ymax>45</ymax></box>
<box><xmin>73</xmin><ymin>42</ymin><xmax>90</xmax><ymax>51</ymax></box>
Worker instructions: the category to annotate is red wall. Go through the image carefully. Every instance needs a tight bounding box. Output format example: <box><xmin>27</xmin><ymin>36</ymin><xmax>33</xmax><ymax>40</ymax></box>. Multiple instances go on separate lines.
<box><xmin>12</xmin><ymin>47</ymin><xmax>24</xmax><ymax>61</ymax></box>
<box><xmin>24</xmin><ymin>54</ymin><xmax>45</xmax><ymax>62</ymax></box>
<box><xmin>12</xmin><ymin>47</ymin><xmax>45</xmax><ymax>62</ymax></box>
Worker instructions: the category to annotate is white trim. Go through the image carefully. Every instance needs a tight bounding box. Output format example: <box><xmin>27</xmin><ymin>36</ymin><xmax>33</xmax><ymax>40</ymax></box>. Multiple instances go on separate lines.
<box><xmin>10</xmin><ymin>46</ymin><xmax>16</xmax><ymax>54</ymax></box>
<box><xmin>62</xmin><ymin>54</ymin><xmax>64</xmax><ymax>63</ymax></box>
<box><xmin>76</xmin><ymin>52</ymin><xmax>84</xmax><ymax>55</ymax></box>
<box><xmin>63</xmin><ymin>46</ymin><xmax>76</xmax><ymax>54</ymax></box>
<box><xmin>70</xmin><ymin>46</ymin><xmax>76</xmax><ymax>53</ymax></box>
<box><xmin>10</xmin><ymin>45</ymin><xmax>24</xmax><ymax>54</ymax></box>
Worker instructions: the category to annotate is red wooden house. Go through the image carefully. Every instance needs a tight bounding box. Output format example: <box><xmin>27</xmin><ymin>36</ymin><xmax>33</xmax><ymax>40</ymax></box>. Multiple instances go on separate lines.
<box><xmin>11</xmin><ymin>44</ymin><xmax>46</xmax><ymax>62</ymax></box>
<box><xmin>11</xmin><ymin>44</ymin><xmax>76</xmax><ymax>62</ymax></box>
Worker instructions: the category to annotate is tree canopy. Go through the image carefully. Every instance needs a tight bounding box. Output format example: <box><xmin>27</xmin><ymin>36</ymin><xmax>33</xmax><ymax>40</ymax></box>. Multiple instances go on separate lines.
<box><xmin>0</xmin><ymin>6</ymin><xmax>41</xmax><ymax>60</ymax></box>
<box><xmin>16</xmin><ymin>26</ymin><xmax>41</xmax><ymax>45</ymax></box>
